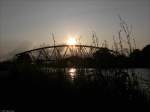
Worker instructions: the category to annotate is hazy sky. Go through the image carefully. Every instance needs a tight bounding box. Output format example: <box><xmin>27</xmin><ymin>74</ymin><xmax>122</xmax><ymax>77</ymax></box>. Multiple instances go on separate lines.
<box><xmin>0</xmin><ymin>0</ymin><xmax>150</xmax><ymax>59</ymax></box>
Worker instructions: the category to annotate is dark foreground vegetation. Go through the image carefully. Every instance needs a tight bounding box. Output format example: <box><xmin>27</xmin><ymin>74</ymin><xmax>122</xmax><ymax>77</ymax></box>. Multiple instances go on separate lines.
<box><xmin>0</xmin><ymin>52</ymin><xmax>150</xmax><ymax>111</ymax></box>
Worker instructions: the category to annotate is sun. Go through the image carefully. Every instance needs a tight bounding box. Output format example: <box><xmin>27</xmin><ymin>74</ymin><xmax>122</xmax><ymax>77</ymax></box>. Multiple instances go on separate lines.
<box><xmin>67</xmin><ymin>37</ymin><xmax>77</xmax><ymax>45</ymax></box>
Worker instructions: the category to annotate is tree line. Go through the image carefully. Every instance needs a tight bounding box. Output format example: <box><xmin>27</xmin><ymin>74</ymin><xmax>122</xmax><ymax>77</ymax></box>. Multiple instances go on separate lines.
<box><xmin>93</xmin><ymin>44</ymin><xmax>150</xmax><ymax>68</ymax></box>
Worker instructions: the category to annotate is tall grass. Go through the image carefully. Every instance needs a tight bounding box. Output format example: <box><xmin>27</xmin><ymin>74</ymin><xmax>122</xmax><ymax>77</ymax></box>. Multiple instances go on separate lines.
<box><xmin>10</xmin><ymin>62</ymin><xmax>149</xmax><ymax>105</ymax></box>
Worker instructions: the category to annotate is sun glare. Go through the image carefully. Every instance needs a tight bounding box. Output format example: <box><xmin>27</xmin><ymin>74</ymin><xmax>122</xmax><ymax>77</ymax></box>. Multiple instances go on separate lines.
<box><xmin>67</xmin><ymin>37</ymin><xmax>77</xmax><ymax>45</ymax></box>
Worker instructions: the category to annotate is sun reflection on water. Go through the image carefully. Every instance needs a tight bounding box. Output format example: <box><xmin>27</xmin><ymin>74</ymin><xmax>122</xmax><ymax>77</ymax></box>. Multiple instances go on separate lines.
<box><xmin>68</xmin><ymin>68</ymin><xmax>77</xmax><ymax>80</ymax></box>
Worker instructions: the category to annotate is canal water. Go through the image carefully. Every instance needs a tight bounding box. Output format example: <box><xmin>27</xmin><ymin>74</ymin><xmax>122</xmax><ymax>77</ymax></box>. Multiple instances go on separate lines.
<box><xmin>42</xmin><ymin>67</ymin><xmax>150</xmax><ymax>90</ymax></box>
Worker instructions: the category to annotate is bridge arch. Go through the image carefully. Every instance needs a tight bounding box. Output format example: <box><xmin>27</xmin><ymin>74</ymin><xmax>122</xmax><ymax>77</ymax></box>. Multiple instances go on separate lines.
<box><xmin>16</xmin><ymin>44</ymin><xmax>101</xmax><ymax>63</ymax></box>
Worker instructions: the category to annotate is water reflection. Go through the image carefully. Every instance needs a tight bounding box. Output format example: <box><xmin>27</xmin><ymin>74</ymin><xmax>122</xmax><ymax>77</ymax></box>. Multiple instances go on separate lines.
<box><xmin>43</xmin><ymin>67</ymin><xmax>150</xmax><ymax>88</ymax></box>
<box><xmin>68</xmin><ymin>68</ymin><xmax>77</xmax><ymax>80</ymax></box>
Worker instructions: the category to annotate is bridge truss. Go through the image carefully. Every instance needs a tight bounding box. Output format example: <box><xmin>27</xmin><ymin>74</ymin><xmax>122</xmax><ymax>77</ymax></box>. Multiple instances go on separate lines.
<box><xmin>16</xmin><ymin>45</ymin><xmax>101</xmax><ymax>63</ymax></box>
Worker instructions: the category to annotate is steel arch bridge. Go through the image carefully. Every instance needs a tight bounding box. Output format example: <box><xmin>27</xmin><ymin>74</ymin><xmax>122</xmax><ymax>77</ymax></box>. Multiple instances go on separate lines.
<box><xmin>16</xmin><ymin>44</ymin><xmax>102</xmax><ymax>63</ymax></box>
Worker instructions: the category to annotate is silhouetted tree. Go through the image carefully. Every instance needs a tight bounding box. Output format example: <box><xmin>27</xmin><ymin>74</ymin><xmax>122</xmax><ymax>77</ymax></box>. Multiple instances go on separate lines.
<box><xmin>129</xmin><ymin>49</ymin><xmax>143</xmax><ymax>67</ymax></box>
<box><xmin>16</xmin><ymin>53</ymin><xmax>32</xmax><ymax>63</ymax></box>
<box><xmin>93</xmin><ymin>48</ymin><xmax>115</xmax><ymax>68</ymax></box>
<box><xmin>142</xmin><ymin>44</ymin><xmax>150</xmax><ymax>67</ymax></box>
<box><xmin>115</xmin><ymin>54</ymin><xmax>128</xmax><ymax>68</ymax></box>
